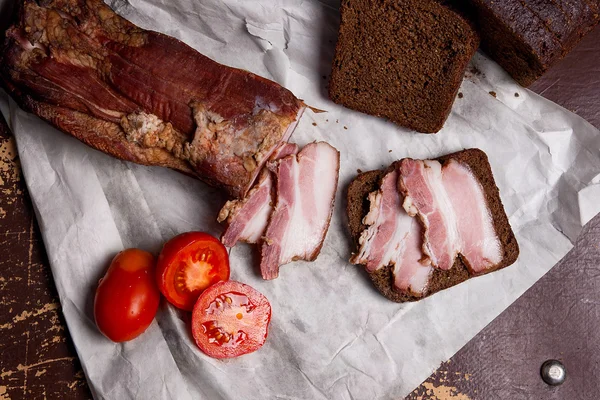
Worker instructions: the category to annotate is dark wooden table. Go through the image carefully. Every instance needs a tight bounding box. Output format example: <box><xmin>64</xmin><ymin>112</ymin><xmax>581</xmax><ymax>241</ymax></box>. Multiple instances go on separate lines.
<box><xmin>1</xmin><ymin>25</ymin><xmax>599</xmax><ymax>400</ymax></box>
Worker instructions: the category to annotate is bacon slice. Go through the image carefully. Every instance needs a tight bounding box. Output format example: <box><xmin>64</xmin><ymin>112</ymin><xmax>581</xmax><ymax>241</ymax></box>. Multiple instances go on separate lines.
<box><xmin>399</xmin><ymin>159</ymin><xmax>459</xmax><ymax>270</ymax></box>
<box><xmin>392</xmin><ymin>220</ymin><xmax>432</xmax><ymax>297</ymax></box>
<box><xmin>399</xmin><ymin>159</ymin><xmax>502</xmax><ymax>274</ymax></box>
<box><xmin>218</xmin><ymin>170</ymin><xmax>274</xmax><ymax>247</ymax></box>
<box><xmin>260</xmin><ymin>142</ymin><xmax>340</xmax><ymax>280</ymax></box>
<box><xmin>442</xmin><ymin>160</ymin><xmax>503</xmax><ymax>273</ymax></box>
<box><xmin>218</xmin><ymin>142</ymin><xmax>300</xmax><ymax>247</ymax></box>
<box><xmin>350</xmin><ymin>168</ymin><xmax>432</xmax><ymax>297</ymax></box>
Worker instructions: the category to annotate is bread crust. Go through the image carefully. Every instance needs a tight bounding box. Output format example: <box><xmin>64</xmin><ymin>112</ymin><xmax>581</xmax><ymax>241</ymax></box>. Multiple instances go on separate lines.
<box><xmin>346</xmin><ymin>149</ymin><xmax>519</xmax><ymax>302</ymax></box>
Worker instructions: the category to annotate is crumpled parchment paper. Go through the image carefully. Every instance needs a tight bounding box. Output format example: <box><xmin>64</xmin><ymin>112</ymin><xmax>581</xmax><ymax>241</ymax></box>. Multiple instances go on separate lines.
<box><xmin>2</xmin><ymin>0</ymin><xmax>600</xmax><ymax>398</ymax></box>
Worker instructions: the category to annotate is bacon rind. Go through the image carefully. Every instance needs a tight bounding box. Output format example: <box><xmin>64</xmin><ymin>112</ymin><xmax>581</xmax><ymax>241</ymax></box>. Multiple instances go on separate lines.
<box><xmin>260</xmin><ymin>142</ymin><xmax>340</xmax><ymax>280</ymax></box>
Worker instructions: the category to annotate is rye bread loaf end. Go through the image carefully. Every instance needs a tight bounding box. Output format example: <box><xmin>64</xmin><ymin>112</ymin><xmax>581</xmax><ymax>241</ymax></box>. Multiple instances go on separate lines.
<box><xmin>462</xmin><ymin>0</ymin><xmax>600</xmax><ymax>87</ymax></box>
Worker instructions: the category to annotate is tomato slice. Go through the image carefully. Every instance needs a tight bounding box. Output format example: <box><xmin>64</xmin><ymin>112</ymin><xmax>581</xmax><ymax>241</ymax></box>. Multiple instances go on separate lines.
<box><xmin>191</xmin><ymin>281</ymin><xmax>272</xmax><ymax>359</ymax></box>
<box><xmin>157</xmin><ymin>232</ymin><xmax>230</xmax><ymax>311</ymax></box>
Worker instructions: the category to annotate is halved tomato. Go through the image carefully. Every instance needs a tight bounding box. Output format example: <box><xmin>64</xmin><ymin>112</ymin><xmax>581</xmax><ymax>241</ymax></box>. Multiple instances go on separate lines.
<box><xmin>191</xmin><ymin>281</ymin><xmax>272</xmax><ymax>359</ymax></box>
<box><xmin>156</xmin><ymin>232</ymin><xmax>230</xmax><ymax>311</ymax></box>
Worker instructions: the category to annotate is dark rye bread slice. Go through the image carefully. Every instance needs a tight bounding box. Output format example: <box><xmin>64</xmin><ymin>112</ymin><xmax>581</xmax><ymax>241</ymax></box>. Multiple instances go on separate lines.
<box><xmin>347</xmin><ymin>149</ymin><xmax>519</xmax><ymax>302</ymax></box>
<box><xmin>329</xmin><ymin>0</ymin><xmax>479</xmax><ymax>134</ymax></box>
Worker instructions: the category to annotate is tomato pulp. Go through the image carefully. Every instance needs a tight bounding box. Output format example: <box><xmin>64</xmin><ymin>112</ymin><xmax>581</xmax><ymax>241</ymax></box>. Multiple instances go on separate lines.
<box><xmin>94</xmin><ymin>249</ymin><xmax>160</xmax><ymax>342</ymax></box>
<box><xmin>157</xmin><ymin>232</ymin><xmax>230</xmax><ymax>311</ymax></box>
<box><xmin>191</xmin><ymin>281</ymin><xmax>271</xmax><ymax>359</ymax></box>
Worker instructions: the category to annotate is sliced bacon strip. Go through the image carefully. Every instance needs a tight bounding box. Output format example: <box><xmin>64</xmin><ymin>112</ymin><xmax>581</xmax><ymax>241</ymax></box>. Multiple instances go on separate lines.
<box><xmin>399</xmin><ymin>159</ymin><xmax>459</xmax><ymax>270</ymax></box>
<box><xmin>350</xmin><ymin>168</ymin><xmax>432</xmax><ymax>297</ymax></box>
<box><xmin>442</xmin><ymin>160</ymin><xmax>503</xmax><ymax>273</ymax></box>
<box><xmin>260</xmin><ymin>142</ymin><xmax>340</xmax><ymax>280</ymax></box>
<box><xmin>218</xmin><ymin>170</ymin><xmax>274</xmax><ymax>247</ymax></box>
<box><xmin>218</xmin><ymin>142</ymin><xmax>299</xmax><ymax>247</ymax></box>
<box><xmin>399</xmin><ymin>158</ymin><xmax>502</xmax><ymax>274</ymax></box>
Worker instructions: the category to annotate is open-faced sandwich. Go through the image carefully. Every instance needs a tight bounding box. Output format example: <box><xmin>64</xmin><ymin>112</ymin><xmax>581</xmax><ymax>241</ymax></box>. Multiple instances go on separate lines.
<box><xmin>347</xmin><ymin>148</ymin><xmax>519</xmax><ymax>302</ymax></box>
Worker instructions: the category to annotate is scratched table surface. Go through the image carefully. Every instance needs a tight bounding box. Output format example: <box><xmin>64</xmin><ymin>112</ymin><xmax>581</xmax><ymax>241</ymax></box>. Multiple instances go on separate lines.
<box><xmin>1</xmin><ymin>22</ymin><xmax>600</xmax><ymax>400</ymax></box>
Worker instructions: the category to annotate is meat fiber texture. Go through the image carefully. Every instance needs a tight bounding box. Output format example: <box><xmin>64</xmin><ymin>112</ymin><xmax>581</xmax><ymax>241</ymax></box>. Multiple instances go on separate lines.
<box><xmin>1</xmin><ymin>0</ymin><xmax>600</xmax><ymax>399</ymax></box>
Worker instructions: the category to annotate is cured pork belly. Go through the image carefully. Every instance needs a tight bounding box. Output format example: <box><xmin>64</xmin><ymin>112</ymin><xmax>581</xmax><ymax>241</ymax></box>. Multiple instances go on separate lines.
<box><xmin>441</xmin><ymin>159</ymin><xmax>503</xmax><ymax>273</ymax></box>
<box><xmin>399</xmin><ymin>158</ymin><xmax>502</xmax><ymax>273</ymax></box>
<box><xmin>218</xmin><ymin>143</ymin><xmax>299</xmax><ymax>247</ymax></box>
<box><xmin>347</xmin><ymin>149</ymin><xmax>519</xmax><ymax>302</ymax></box>
<box><xmin>1</xmin><ymin>0</ymin><xmax>305</xmax><ymax>197</ymax></box>
<box><xmin>218</xmin><ymin>170</ymin><xmax>274</xmax><ymax>247</ymax></box>
<box><xmin>260</xmin><ymin>142</ymin><xmax>340</xmax><ymax>280</ymax></box>
<box><xmin>398</xmin><ymin>159</ymin><xmax>459</xmax><ymax>270</ymax></box>
<box><xmin>350</xmin><ymin>167</ymin><xmax>432</xmax><ymax>297</ymax></box>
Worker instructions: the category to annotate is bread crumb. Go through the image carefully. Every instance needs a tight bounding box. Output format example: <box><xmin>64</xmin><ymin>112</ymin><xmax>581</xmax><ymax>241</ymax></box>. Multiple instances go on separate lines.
<box><xmin>357</xmin><ymin>169</ymin><xmax>363</xmax><ymax>173</ymax></box>
<box><xmin>344</xmin><ymin>126</ymin><xmax>348</xmax><ymax>130</ymax></box>
<box><xmin>514</xmin><ymin>93</ymin><xmax>520</xmax><ymax>97</ymax></box>
<box><xmin>489</xmin><ymin>91</ymin><xmax>497</xmax><ymax>98</ymax></box>
<box><xmin>336</xmin><ymin>119</ymin><xmax>339</xmax><ymax>123</ymax></box>
<box><xmin>457</xmin><ymin>92</ymin><xmax>463</xmax><ymax>99</ymax></box>
<box><xmin>470</xmin><ymin>66</ymin><xmax>482</xmax><ymax>76</ymax></box>
<box><xmin>326</xmin><ymin>119</ymin><xmax>329</xmax><ymax>122</ymax></box>
<box><xmin>312</xmin><ymin>122</ymin><xmax>317</xmax><ymax>126</ymax></box>
<box><xmin>389</xmin><ymin>149</ymin><xmax>392</xmax><ymax>153</ymax></box>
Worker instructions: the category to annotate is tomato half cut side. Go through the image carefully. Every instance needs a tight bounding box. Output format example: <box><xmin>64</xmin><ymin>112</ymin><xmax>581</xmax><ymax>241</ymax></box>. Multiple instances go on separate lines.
<box><xmin>191</xmin><ymin>281</ymin><xmax>272</xmax><ymax>359</ymax></box>
<box><xmin>157</xmin><ymin>232</ymin><xmax>230</xmax><ymax>311</ymax></box>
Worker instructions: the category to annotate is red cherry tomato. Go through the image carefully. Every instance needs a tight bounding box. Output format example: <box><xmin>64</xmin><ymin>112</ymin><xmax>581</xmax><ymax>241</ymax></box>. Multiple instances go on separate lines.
<box><xmin>191</xmin><ymin>280</ymin><xmax>272</xmax><ymax>359</ymax></box>
<box><xmin>156</xmin><ymin>232</ymin><xmax>230</xmax><ymax>311</ymax></box>
<box><xmin>94</xmin><ymin>249</ymin><xmax>160</xmax><ymax>342</ymax></box>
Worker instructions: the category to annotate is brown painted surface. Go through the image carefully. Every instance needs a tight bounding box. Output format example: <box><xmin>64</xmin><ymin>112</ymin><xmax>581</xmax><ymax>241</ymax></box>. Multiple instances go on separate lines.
<box><xmin>0</xmin><ymin>27</ymin><xmax>599</xmax><ymax>400</ymax></box>
<box><xmin>407</xmin><ymin>214</ymin><xmax>600</xmax><ymax>400</ymax></box>
<box><xmin>0</xmin><ymin>116</ymin><xmax>91</xmax><ymax>399</ymax></box>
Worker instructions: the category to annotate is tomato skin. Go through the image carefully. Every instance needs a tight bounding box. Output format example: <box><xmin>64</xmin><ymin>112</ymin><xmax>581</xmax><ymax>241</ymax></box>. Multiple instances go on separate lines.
<box><xmin>157</xmin><ymin>232</ymin><xmax>230</xmax><ymax>311</ymax></box>
<box><xmin>191</xmin><ymin>281</ymin><xmax>271</xmax><ymax>359</ymax></box>
<box><xmin>94</xmin><ymin>249</ymin><xmax>160</xmax><ymax>342</ymax></box>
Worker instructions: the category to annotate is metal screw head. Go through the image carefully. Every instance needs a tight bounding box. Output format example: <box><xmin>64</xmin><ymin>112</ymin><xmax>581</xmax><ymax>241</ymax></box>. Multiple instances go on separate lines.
<box><xmin>541</xmin><ymin>360</ymin><xmax>566</xmax><ymax>386</ymax></box>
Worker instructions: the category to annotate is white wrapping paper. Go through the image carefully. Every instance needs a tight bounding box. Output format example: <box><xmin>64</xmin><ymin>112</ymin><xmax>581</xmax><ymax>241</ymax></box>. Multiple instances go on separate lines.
<box><xmin>2</xmin><ymin>0</ymin><xmax>600</xmax><ymax>398</ymax></box>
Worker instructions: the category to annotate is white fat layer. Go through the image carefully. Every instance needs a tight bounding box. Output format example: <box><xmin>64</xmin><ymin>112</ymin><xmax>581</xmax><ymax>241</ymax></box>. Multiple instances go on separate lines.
<box><xmin>422</xmin><ymin>160</ymin><xmax>461</xmax><ymax>265</ymax></box>
<box><xmin>408</xmin><ymin>265</ymin><xmax>433</xmax><ymax>295</ymax></box>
